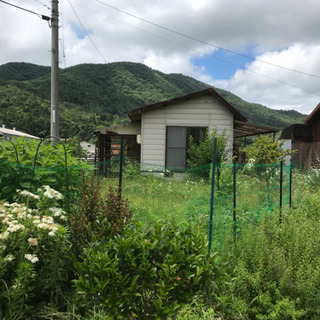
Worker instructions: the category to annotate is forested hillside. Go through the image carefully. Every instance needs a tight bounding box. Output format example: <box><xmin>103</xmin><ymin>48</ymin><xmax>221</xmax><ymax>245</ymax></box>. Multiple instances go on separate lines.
<box><xmin>0</xmin><ymin>62</ymin><xmax>306</xmax><ymax>139</ymax></box>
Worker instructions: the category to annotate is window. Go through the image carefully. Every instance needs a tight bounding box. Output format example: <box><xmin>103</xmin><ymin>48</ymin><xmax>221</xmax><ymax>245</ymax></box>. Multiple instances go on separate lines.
<box><xmin>166</xmin><ymin>126</ymin><xmax>207</xmax><ymax>170</ymax></box>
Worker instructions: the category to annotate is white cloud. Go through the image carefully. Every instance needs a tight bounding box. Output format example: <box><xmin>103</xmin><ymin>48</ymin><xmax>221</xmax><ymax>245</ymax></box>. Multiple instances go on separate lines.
<box><xmin>214</xmin><ymin>43</ymin><xmax>320</xmax><ymax>114</ymax></box>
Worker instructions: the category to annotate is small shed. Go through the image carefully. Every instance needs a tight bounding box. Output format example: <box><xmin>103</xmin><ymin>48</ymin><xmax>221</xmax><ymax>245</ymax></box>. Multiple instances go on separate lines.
<box><xmin>95</xmin><ymin>88</ymin><xmax>279</xmax><ymax>174</ymax></box>
<box><xmin>281</xmin><ymin>102</ymin><xmax>320</xmax><ymax>167</ymax></box>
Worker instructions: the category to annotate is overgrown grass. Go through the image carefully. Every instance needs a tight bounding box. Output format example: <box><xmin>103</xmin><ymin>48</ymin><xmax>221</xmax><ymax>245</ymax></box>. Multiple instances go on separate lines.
<box><xmin>100</xmin><ymin>166</ymin><xmax>293</xmax><ymax>251</ymax></box>
<box><xmin>2</xmin><ymin>161</ymin><xmax>320</xmax><ymax>319</ymax></box>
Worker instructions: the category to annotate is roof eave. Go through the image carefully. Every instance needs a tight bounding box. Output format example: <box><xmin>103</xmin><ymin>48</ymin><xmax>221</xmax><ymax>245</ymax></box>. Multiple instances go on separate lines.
<box><xmin>125</xmin><ymin>87</ymin><xmax>247</xmax><ymax>122</ymax></box>
<box><xmin>305</xmin><ymin>102</ymin><xmax>320</xmax><ymax>124</ymax></box>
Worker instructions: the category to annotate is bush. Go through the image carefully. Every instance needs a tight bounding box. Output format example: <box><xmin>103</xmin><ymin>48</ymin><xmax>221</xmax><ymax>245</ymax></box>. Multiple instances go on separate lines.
<box><xmin>0</xmin><ymin>137</ymin><xmax>91</xmax><ymax>203</ymax></box>
<box><xmin>74</xmin><ymin>220</ymin><xmax>216</xmax><ymax>319</ymax></box>
<box><xmin>69</xmin><ymin>172</ymin><xmax>133</xmax><ymax>254</ymax></box>
<box><xmin>187</xmin><ymin>126</ymin><xmax>229</xmax><ymax>180</ymax></box>
<box><xmin>0</xmin><ymin>187</ymin><xmax>72</xmax><ymax>319</ymax></box>
<box><xmin>243</xmin><ymin>135</ymin><xmax>292</xmax><ymax>164</ymax></box>
<box><xmin>231</xmin><ymin>197</ymin><xmax>320</xmax><ymax>319</ymax></box>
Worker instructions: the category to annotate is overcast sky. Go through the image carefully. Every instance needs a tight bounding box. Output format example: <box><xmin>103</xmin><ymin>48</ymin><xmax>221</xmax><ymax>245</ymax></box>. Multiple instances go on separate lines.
<box><xmin>1</xmin><ymin>0</ymin><xmax>320</xmax><ymax>115</ymax></box>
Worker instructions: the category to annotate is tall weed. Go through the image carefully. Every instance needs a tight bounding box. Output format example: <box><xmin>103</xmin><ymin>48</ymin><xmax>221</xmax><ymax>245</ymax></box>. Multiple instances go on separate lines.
<box><xmin>231</xmin><ymin>195</ymin><xmax>320</xmax><ymax>319</ymax></box>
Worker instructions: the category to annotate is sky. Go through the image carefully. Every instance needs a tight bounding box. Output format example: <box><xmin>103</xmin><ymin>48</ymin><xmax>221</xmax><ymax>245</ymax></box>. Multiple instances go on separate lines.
<box><xmin>1</xmin><ymin>0</ymin><xmax>320</xmax><ymax>115</ymax></box>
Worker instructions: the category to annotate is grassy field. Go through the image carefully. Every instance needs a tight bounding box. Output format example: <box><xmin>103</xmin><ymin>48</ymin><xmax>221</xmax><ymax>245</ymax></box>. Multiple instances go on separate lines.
<box><xmin>100</xmin><ymin>165</ymin><xmax>292</xmax><ymax>247</ymax></box>
<box><xmin>2</xmin><ymin>160</ymin><xmax>320</xmax><ymax>319</ymax></box>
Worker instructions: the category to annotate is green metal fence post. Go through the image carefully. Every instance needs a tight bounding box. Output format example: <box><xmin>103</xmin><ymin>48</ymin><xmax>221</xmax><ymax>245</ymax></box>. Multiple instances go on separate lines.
<box><xmin>233</xmin><ymin>159</ymin><xmax>237</xmax><ymax>246</ymax></box>
<box><xmin>289</xmin><ymin>159</ymin><xmax>292</xmax><ymax>208</ymax></box>
<box><xmin>279</xmin><ymin>160</ymin><xmax>283</xmax><ymax>226</ymax></box>
<box><xmin>208</xmin><ymin>138</ymin><xmax>217</xmax><ymax>253</ymax></box>
<box><xmin>118</xmin><ymin>134</ymin><xmax>124</xmax><ymax>198</ymax></box>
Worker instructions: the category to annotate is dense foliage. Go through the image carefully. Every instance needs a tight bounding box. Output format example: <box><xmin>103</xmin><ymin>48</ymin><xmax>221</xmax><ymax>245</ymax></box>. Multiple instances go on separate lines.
<box><xmin>0</xmin><ymin>137</ymin><xmax>90</xmax><ymax>202</ymax></box>
<box><xmin>69</xmin><ymin>173</ymin><xmax>133</xmax><ymax>254</ymax></box>
<box><xmin>0</xmin><ymin>187</ymin><xmax>71</xmax><ymax>319</ymax></box>
<box><xmin>74</xmin><ymin>220</ymin><xmax>215</xmax><ymax>319</ymax></box>
<box><xmin>243</xmin><ymin>135</ymin><xmax>293</xmax><ymax>163</ymax></box>
<box><xmin>0</xmin><ymin>62</ymin><xmax>306</xmax><ymax>139</ymax></box>
<box><xmin>1</xmin><ymin>155</ymin><xmax>320</xmax><ymax>318</ymax></box>
<box><xmin>187</xmin><ymin>127</ymin><xmax>229</xmax><ymax>179</ymax></box>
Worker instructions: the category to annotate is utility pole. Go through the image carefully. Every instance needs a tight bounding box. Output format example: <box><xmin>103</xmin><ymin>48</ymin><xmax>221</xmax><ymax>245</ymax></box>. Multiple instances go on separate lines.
<box><xmin>51</xmin><ymin>0</ymin><xmax>59</xmax><ymax>141</ymax></box>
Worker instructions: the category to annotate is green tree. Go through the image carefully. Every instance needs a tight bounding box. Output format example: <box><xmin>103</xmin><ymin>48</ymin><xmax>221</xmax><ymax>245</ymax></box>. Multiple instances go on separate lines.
<box><xmin>187</xmin><ymin>127</ymin><xmax>229</xmax><ymax>179</ymax></box>
<box><xmin>243</xmin><ymin>135</ymin><xmax>292</xmax><ymax>164</ymax></box>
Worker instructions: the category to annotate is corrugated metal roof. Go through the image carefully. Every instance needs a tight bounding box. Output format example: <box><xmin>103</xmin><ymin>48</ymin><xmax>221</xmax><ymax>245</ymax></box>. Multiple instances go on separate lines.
<box><xmin>0</xmin><ymin>127</ymin><xmax>40</xmax><ymax>140</ymax></box>
<box><xmin>233</xmin><ymin>120</ymin><xmax>279</xmax><ymax>138</ymax></box>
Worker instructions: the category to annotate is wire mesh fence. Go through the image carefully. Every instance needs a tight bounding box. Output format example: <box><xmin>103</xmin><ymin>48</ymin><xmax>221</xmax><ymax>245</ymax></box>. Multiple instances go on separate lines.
<box><xmin>94</xmin><ymin>157</ymin><xmax>296</xmax><ymax>249</ymax></box>
<box><xmin>1</xmin><ymin>136</ymin><xmax>319</xmax><ymax>251</ymax></box>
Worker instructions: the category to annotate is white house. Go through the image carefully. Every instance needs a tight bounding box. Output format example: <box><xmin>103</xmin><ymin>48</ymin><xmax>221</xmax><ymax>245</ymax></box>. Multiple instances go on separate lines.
<box><xmin>0</xmin><ymin>126</ymin><xmax>40</xmax><ymax>141</ymax></box>
<box><xmin>80</xmin><ymin>140</ymin><xmax>96</xmax><ymax>158</ymax></box>
<box><xmin>95</xmin><ymin>88</ymin><xmax>278</xmax><ymax>173</ymax></box>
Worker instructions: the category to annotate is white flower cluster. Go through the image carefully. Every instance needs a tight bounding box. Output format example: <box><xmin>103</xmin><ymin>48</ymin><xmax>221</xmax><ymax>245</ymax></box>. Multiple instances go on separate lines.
<box><xmin>49</xmin><ymin>207</ymin><xmax>67</xmax><ymax>220</ymax></box>
<box><xmin>0</xmin><ymin>187</ymin><xmax>67</xmax><ymax>264</ymax></box>
<box><xmin>24</xmin><ymin>253</ymin><xmax>39</xmax><ymax>263</ymax></box>
<box><xmin>41</xmin><ymin>185</ymin><xmax>63</xmax><ymax>200</ymax></box>
<box><xmin>18</xmin><ymin>190</ymin><xmax>40</xmax><ymax>200</ymax></box>
<box><xmin>1</xmin><ymin>202</ymin><xmax>32</xmax><ymax>219</ymax></box>
<box><xmin>28</xmin><ymin>237</ymin><xmax>38</xmax><ymax>246</ymax></box>
<box><xmin>32</xmin><ymin>215</ymin><xmax>60</xmax><ymax>236</ymax></box>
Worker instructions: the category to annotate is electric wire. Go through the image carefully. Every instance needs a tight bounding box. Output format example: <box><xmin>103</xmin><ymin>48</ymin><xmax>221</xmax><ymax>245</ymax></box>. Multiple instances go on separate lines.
<box><xmin>32</xmin><ymin>0</ymin><xmax>50</xmax><ymax>11</ymax></box>
<box><xmin>71</xmin><ymin>1</ymin><xmax>320</xmax><ymax>98</ymax></box>
<box><xmin>68</xmin><ymin>0</ymin><xmax>107</xmax><ymax>63</ymax></box>
<box><xmin>60</xmin><ymin>0</ymin><xmax>67</xmax><ymax>68</ymax></box>
<box><xmin>95</xmin><ymin>0</ymin><xmax>320</xmax><ymax>80</ymax></box>
<box><xmin>0</xmin><ymin>0</ymin><xmax>50</xmax><ymax>21</ymax></box>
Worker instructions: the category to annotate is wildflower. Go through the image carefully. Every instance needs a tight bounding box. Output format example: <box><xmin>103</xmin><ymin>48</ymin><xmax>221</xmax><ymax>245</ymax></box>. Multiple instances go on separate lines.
<box><xmin>24</xmin><ymin>253</ymin><xmax>39</xmax><ymax>263</ymax></box>
<box><xmin>43</xmin><ymin>186</ymin><xmax>63</xmax><ymax>200</ymax></box>
<box><xmin>5</xmin><ymin>254</ymin><xmax>15</xmax><ymax>262</ymax></box>
<box><xmin>18</xmin><ymin>190</ymin><xmax>40</xmax><ymax>200</ymax></box>
<box><xmin>49</xmin><ymin>207</ymin><xmax>65</xmax><ymax>217</ymax></box>
<box><xmin>7</xmin><ymin>223</ymin><xmax>25</xmax><ymax>233</ymax></box>
<box><xmin>0</xmin><ymin>231</ymin><xmax>9</xmax><ymax>240</ymax></box>
<box><xmin>28</xmin><ymin>238</ymin><xmax>38</xmax><ymax>246</ymax></box>
<box><xmin>48</xmin><ymin>231</ymin><xmax>56</xmax><ymax>236</ymax></box>
<box><xmin>42</xmin><ymin>216</ymin><xmax>54</xmax><ymax>224</ymax></box>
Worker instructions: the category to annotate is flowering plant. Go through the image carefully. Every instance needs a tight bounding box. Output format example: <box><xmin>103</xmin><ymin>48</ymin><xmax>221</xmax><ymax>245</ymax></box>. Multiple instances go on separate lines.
<box><xmin>0</xmin><ymin>186</ymin><xmax>71</xmax><ymax>318</ymax></box>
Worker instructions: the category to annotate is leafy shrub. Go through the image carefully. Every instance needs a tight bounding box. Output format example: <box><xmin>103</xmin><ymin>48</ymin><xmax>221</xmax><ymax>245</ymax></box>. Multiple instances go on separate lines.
<box><xmin>74</xmin><ymin>220</ymin><xmax>216</xmax><ymax>319</ymax></box>
<box><xmin>231</xmin><ymin>197</ymin><xmax>320</xmax><ymax>319</ymax></box>
<box><xmin>243</xmin><ymin>135</ymin><xmax>292</xmax><ymax>164</ymax></box>
<box><xmin>210</xmin><ymin>162</ymin><xmax>245</xmax><ymax>198</ymax></box>
<box><xmin>187</xmin><ymin>126</ymin><xmax>229</xmax><ymax>180</ymax></box>
<box><xmin>69</xmin><ymin>172</ymin><xmax>133</xmax><ymax>253</ymax></box>
<box><xmin>123</xmin><ymin>158</ymin><xmax>141</xmax><ymax>178</ymax></box>
<box><xmin>0</xmin><ymin>137</ymin><xmax>91</xmax><ymax>203</ymax></box>
<box><xmin>0</xmin><ymin>187</ymin><xmax>72</xmax><ymax>319</ymax></box>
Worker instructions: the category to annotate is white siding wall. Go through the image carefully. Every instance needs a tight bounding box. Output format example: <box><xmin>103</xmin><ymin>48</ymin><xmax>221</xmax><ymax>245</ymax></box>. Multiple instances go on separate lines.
<box><xmin>141</xmin><ymin>94</ymin><xmax>234</xmax><ymax>169</ymax></box>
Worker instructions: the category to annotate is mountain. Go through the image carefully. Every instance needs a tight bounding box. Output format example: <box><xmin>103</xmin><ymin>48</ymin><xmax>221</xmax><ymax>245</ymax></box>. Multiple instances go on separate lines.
<box><xmin>0</xmin><ymin>62</ymin><xmax>306</xmax><ymax>139</ymax></box>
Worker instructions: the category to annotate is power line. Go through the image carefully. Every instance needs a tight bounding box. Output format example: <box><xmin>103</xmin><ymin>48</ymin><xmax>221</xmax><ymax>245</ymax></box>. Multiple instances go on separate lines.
<box><xmin>32</xmin><ymin>0</ymin><xmax>50</xmax><ymax>11</ymax></box>
<box><xmin>0</xmin><ymin>0</ymin><xmax>50</xmax><ymax>21</ymax></box>
<box><xmin>95</xmin><ymin>0</ymin><xmax>320</xmax><ymax>80</ymax></box>
<box><xmin>60</xmin><ymin>0</ymin><xmax>67</xmax><ymax>68</ymax></box>
<box><xmin>68</xmin><ymin>0</ymin><xmax>107</xmax><ymax>63</ymax></box>
<box><xmin>71</xmin><ymin>1</ymin><xmax>320</xmax><ymax>98</ymax></box>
